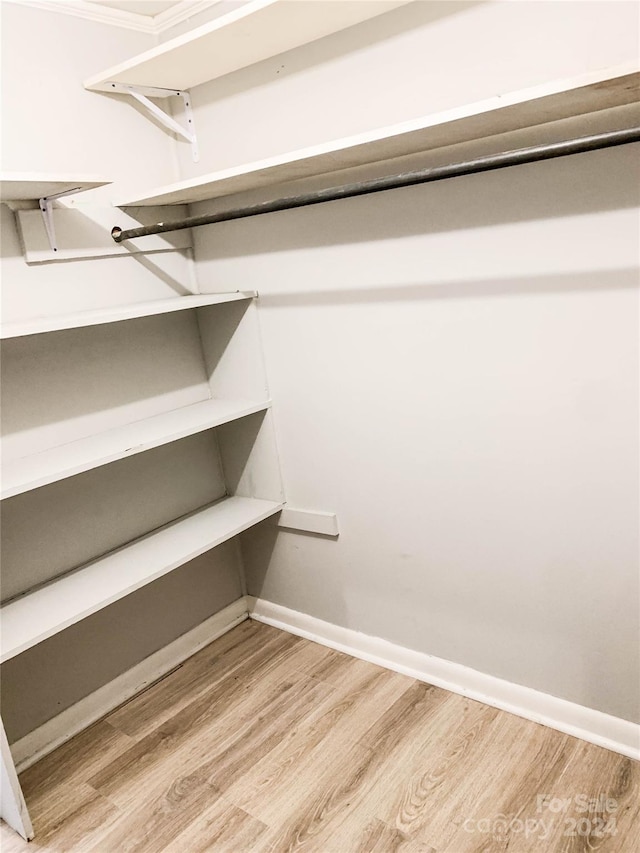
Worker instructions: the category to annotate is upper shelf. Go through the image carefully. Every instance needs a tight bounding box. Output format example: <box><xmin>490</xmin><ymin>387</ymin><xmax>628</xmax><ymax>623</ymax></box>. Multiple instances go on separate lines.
<box><xmin>0</xmin><ymin>173</ymin><xmax>110</xmax><ymax>202</ymax></box>
<box><xmin>0</xmin><ymin>292</ymin><xmax>255</xmax><ymax>340</ymax></box>
<box><xmin>115</xmin><ymin>65</ymin><xmax>640</xmax><ymax>208</ymax></box>
<box><xmin>84</xmin><ymin>0</ymin><xmax>411</xmax><ymax>93</ymax></box>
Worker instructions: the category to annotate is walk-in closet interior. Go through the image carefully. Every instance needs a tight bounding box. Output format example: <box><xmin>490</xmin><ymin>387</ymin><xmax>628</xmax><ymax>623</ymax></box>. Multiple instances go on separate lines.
<box><xmin>1</xmin><ymin>0</ymin><xmax>639</xmax><ymax>846</ymax></box>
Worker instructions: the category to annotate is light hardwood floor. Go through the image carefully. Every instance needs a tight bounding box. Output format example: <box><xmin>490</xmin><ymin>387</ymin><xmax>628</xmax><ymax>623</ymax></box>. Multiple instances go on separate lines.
<box><xmin>2</xmin><ymin>619</ymin><xmax>638</xmax><ymax>852</ymax></box>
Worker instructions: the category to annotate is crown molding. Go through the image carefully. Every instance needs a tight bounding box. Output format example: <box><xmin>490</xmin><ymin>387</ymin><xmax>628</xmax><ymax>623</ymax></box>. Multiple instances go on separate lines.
<box><xmin>3</xmin><ymin>0</ymin><xmax>223</xmax><ymax>34</ymax></box>
<box><xmin>153</xmin><ymin>0</ymin><xmax>222</xmax><ymax>33</ymax></box>
<box><xmin>4</xmin><ymin>0</ymin><xmax>157</xmax><ymax>32</ymax></box>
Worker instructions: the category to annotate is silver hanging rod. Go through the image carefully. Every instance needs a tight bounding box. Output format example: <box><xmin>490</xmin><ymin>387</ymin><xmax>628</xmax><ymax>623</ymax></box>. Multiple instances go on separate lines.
<box><xmin>112</xmin><ymin>127</ymin><xmax>640</xmax><ymax>243</ymax></box>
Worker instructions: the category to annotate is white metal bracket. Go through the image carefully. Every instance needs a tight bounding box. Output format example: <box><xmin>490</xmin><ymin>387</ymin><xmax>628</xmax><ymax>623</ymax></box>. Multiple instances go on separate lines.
<box><xmin>106</xmin><ymin>83</ymin><xmax>199</xmax><ymax>162</ymax></box>
<box><xmin>38</xmin><ymin>186</ymin><xmax>84</xmax><ymax>253</ymax></box>
<box><xmin>17</xmin><ymin>204</ymin><xmax>193</xmax><ymax>263</ymax></box>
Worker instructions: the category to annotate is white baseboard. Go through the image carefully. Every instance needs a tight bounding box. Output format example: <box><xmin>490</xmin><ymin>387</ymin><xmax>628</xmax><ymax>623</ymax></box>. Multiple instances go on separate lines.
<box><xmin>248</xmin><ymin>598</ymin><xmax>640</xmax><ymax>761</ymax></box>
<box><xmin>12</xmin><ymin>598</ymin><xmax>250</xmax><ymax>772</ymax></box>
<box><xmin>11</xmin><ymin>595</ymin><xmax>639</xmax><ymax>770</ymax></box>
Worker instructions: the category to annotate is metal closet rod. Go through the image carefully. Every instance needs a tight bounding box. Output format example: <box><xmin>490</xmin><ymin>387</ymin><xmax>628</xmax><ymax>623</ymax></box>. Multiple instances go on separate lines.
<box><xmin>111</xmin><ymin>127</ymin><xmax>640</xmax><ymax>243</ymax></box>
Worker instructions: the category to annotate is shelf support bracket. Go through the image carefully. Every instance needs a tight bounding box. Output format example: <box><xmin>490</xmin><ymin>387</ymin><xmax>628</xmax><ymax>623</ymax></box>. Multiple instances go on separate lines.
<box><xmin>107</xmin><ymin>83</ymin><xmax>199</xmax><ymax>162</ymax></box>
<box><xmin>38</xmin><ymin>186</ymin><xmax>84</xmax><ymax>253</ymax></box>
<box><xmin>38</xmin><ymin>197</ymin><xmax>57</xmax><ymax>253</ymax></box>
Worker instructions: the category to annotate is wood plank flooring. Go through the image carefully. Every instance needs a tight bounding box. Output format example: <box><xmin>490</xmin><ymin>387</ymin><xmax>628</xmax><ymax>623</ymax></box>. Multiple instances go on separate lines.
<box><xmin>2</xmin><ymin>619</ymin><xmax>638</xmax><ymax>852</ymax></box>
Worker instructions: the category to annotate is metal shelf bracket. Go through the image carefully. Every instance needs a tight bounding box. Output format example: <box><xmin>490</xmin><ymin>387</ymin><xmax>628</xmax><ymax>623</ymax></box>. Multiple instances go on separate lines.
<box><xmin>38</xmin><ymin>186</ymin><xmax>84</xmax><ymax>252</ymax></box>
<box><xmin>107</xmin><ymin>83</ymin><xmax>199</xmax><ymax>162</ymax></box>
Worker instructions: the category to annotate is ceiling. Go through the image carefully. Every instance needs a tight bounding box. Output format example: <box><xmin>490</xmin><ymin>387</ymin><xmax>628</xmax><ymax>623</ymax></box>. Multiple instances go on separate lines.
<box><xmin>85</xmin><ymin>1</ymin><xmax>183</xmax><ymax>16</ymax></box>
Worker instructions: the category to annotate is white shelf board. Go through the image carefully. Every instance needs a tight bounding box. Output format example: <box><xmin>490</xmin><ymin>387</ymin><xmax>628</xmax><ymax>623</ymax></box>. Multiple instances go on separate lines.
<box><xmin>84</xmin><ymin>0</ymin><xmax>411</xmax><ymax>93</ymax></box>
<box><xmin>0</xmin><ymin>496</ymin><xmax>283</xmax><ymax>662</ymax></box>
<box><xmin>0</xmin><ymin>293</ymin><xmax>255</xmax><ymax>339</ymax></box>
<box><xmin>1</xmin><ymin>398</ymin><xmax>270</xmax><ymax>500</ymax></box>
<box><xmin>0</xmin><ymin>173</ymin><xmax>110</xmax><ymax>202</ymax></box>
<box><xmin>115</xmin><ymin>65</ymin><xmax>640</xmax><ymax>207</ymax></box>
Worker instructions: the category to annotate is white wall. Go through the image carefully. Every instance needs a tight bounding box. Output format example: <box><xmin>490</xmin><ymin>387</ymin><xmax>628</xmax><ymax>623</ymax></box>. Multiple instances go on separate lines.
<box><xmin>1</xmin><ymin>1</ymin><xmax>191</xmax><ymax>321</ymax></box>
<box><xmin>182</xmin><ymin>0</ymin><xmax>639</xmax><ymax>723</ymax></box>
<box><xmin>173</xmin><ymin>0</ymin><xmax>639</xmax><ymax>177</ymax></box>
<box><xmin>0</xmin><ymin>3</ymin><xmax>244</xmax><ymax>740</ymax></box>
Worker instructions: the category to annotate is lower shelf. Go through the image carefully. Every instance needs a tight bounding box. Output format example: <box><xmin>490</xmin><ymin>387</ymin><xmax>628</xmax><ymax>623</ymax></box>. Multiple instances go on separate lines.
<box><xmin>0</xmin><ymin>495</ymin><xmax>283</xmax><ymax>663</ymax></box>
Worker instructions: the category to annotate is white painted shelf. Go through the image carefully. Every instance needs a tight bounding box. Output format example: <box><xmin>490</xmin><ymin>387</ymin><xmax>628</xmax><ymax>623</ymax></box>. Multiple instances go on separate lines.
<box><xmin>1</xmin><ymin>398</ymin><xmax>270</xmax><ymax>500</ymax></box>
<box><xmin>0</xmin><ymin>496</ymin><xmax>283</xmax><ymax>663</ymax></box>
<box><xmin>0</xmin><ymin>173</ymin><xmax>110</xmax><ymax>202</ymax></box>
<box><xmin>115</xmin><ymin>65</ymin><xmax>640</xmax><ymax>207</ymax></box>
<box><xmin>0</xmin><ymin>293</ymin><xmax>255</xmax><ymax>339</ymax></box>
<box><xmin>84</xmin><ymin>0</ymin><xmax>410</xmax><ymax>93</ymax></box>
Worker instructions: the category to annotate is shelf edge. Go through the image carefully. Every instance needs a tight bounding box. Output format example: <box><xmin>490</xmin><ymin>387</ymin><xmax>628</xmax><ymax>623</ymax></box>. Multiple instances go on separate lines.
<box><xmin>0</xmin><ymin>496</ymin><xmax>284</xmax><ymax>663</ymax></box>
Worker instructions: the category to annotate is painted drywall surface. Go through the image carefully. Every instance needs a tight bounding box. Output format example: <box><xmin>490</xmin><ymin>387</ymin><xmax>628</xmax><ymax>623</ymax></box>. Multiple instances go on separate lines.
<box><xmin>223</xmin><ymin>149</ymin><xmax>639</xmax><ymax>724</ymax></box>
<box><xmin>1</xmin><ymin>432</ymin><xmax>226</xmax><ymax>600</ymax></box>
<box><xmin>0</xmin><ymin>5</ymin><xmax>243</xmax><ymax>740</ymax></box>
<box><xmin>1</xmin><ymin>311</ymin><xmax>212</xmax><ymax>459</ymax></box>
<box><xmin>0</xmin><ymin>2</ymin><xmax>194</xmax><ymax>321</ymax></box>
<box><xmin>183</xmin><ymin>1</ymin><xmax>639</xmax><ymax>722</ymax></box>
<box><xmin>173</xmin><ymin>0</ymin><xmax>639</xmax><ymax>178</ymax></box>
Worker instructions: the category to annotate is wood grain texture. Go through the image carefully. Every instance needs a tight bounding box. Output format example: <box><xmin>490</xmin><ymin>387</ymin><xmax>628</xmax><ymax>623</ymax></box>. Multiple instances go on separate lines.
<box><xmin>3</xmin><ymin>622</ymin><xmax>638</xmax><ymax>852</ymax></box>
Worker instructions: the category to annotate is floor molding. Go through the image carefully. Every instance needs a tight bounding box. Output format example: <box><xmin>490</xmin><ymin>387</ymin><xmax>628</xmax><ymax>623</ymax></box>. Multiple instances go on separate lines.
<box><xmin>11</xmin><ymin>597</ymin><xmax>250</xmax><ymax>772</ymax></box>
<box><xmin>12</xmin><ymin>595</ymin><xmax>639</xmax><ymax>770</ymax></box>
<box><xmin>249</xmin><ymin>597</ymin><xmax>640</xmax><ymax>761</ymax></box>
